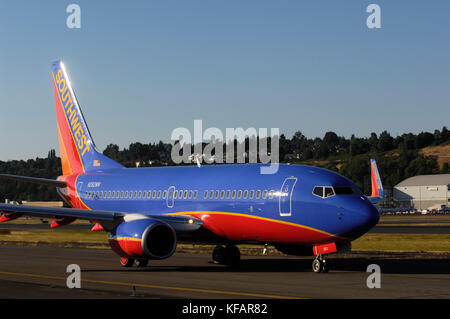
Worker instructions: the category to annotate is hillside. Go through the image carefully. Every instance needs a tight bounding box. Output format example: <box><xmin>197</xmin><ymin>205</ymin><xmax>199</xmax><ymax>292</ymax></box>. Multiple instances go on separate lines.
<box><xmin>419</xmin><ymin>142</ymin><xmax>450</xmax><ymax>169</ymax></box>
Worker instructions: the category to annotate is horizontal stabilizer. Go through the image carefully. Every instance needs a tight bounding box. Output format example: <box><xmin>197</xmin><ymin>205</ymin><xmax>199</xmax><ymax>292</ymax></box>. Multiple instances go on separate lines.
<box><xmin>0</xmin><ymin>174</ymin><xmax>67</xmax><ymax>188</ymax></box>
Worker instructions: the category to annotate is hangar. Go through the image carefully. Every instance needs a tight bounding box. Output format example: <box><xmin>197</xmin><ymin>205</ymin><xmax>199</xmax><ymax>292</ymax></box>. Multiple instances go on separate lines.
<box><xmin>393</xmin><ymin>174</ymin><xmax>450</xmax><ymax>210</ymax></box>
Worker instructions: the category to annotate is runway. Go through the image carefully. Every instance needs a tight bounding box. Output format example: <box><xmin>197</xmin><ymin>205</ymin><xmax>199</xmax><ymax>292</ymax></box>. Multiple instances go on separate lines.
<box><xmin>0</xmin><ymin>245</ymin><xmax>448</xmax><ymax>299</ymax></box>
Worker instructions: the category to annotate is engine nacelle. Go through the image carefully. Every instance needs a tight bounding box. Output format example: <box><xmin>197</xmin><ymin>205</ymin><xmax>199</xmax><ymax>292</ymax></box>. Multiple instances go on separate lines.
<box><xmin>108</xmin><ymin>218</ymin><xmax>177</xmax><ymax>260</ymax></box>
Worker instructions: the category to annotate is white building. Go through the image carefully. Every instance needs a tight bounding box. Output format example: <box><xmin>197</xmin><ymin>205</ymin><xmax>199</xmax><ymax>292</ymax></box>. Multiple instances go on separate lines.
<box><xmin>393</xmin><ymin>174</ymin><xmax>450</xmax><ymax>210</ymax></box>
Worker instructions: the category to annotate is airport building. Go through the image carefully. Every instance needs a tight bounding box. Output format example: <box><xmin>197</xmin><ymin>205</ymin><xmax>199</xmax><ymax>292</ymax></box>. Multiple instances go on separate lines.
<box><xmin>393</xmin><ymin>174</ymin><xmax>450</xmax><ymax>210</ymax></box>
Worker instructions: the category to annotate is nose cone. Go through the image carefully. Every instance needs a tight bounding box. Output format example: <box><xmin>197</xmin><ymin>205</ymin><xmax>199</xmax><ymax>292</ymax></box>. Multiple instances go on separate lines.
<box><xmin>341</xmin><ymin>197</ymin><xmax>380</xmax><ymax>239</ymax></box>
<box><xmin>361</xmin><ymin>201</ymin><xmax>380</xmax><ymax>233</ymax></box>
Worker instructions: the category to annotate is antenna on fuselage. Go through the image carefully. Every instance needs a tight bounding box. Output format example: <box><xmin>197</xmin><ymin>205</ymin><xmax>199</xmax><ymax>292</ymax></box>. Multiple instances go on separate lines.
<box><xmin>194</xmin><ymin>154</ymin><xmax>201</xmax><ymax>168</ymax></box>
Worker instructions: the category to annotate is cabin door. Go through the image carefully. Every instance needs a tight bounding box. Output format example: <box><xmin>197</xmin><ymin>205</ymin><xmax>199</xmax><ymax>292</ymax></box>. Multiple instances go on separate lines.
<box><xmin>76</xmin><ymin>181</ymin><xmax>84</xmax><ymax>199</ymax></box>
<box><xmin>279</xmin><ymin>177</ymin><xmax>297</xmax><ymax>216</ymax></box>
<box><xmin>167</xmin><ymin>186</ymin><xmax>175</xmax><ymax>208</ymax></box>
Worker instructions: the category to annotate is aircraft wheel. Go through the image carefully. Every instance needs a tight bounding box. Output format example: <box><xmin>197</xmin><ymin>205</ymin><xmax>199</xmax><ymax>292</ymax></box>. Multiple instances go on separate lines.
<box><xmin>212</xmin><ymin>245</ymin><xmax>226</xmax><ymax>264</ymax></box>
<box><xmin>120</xmin><ymin>257</ymin><xmax>135</xmax><ymax>267</ymax></box>
<box><xmin>135</xmin><ymin>259</ymin><xmax>148</xmax><ymax>267</ymax></box>
<box><xmin>224</xmin><ymin>245</ymin><xmax>240</xmax><ymax>266</ymax></box>
<box><xmin>312</xmin><ymin>258</ymin><xmax>323</xmax><ymax>273</ymax></box>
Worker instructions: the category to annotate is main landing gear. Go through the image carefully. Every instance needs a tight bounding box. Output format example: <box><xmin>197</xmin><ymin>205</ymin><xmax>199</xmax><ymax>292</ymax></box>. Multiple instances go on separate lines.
<box><xmin>212</xmin><ymin>245</ymin><xmax>240</xmax><ymax>266</ymax></box>
<box><xmin>312</xmin><ymin>255</ymin><xmax>329</xmax><ymax>273</ymax></box>
<box><xmin>119</xmin><ymin>257</ymin><xmax>148</xmax><ymax>268</ymax></box>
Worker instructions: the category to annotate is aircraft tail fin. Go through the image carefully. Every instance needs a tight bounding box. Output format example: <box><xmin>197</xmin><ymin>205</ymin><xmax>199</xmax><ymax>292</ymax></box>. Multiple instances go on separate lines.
<box><xmin>369</xmin><ymin>158</ymin><xmax>384</xmax><ymax>202</ymax></box>
<box><xmin>51</xmin><ymin>60</ymin><xmax>124</xmax><ymax>175</ymax></box>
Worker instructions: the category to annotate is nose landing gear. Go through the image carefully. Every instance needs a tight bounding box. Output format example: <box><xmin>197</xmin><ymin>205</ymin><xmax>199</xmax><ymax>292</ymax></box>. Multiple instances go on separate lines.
<box><xmin>312</xmin><ymin>255</ymin><xmax>329</xmax><ymax>273</ymax></box>
<box><xmin>312</xmin><ymin>242</ymin><xmax>336</xmax><ymax>273</ymax></box>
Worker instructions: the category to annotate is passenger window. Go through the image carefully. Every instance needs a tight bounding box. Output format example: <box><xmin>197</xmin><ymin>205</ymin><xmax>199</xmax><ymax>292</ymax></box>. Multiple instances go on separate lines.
<box><xmin>194</xmin><ymin>190</ymin><xmax>198</xmax><ymax>198</ymax></box>
<box><xmin>243</xmin><ymin>190</ymin><xmax>248</xmax><ymax>199</ymax></box>
<box><xmin>162</xmin><ymin>190</ymin><xmax>166</xmax><ymax>199</ymax></box>
<box><xmin>226</xmin><ymin>190</ymin><xmax>231</xmax><ymax>199</ymax></box>
<box><xmin>138</xmin><ymin>191</ymin><xmax>142</xmax><ymax>199</ymax></box>
<box><xmin>204</xmin><ymin>190</ymin><xmax>208</xmax><ymax>199</ymax></box>
<box><xmin>209</xmin><ymin>190</ymin><xmax>214</xmax><ymax>199</ymax></box>
<box><xmin>148</xmin><ymin>190</ymin><xmax>151</xmax><ymax>198</ymax></box>
<box><xmin>232</xmin><ymin>190</ymin><xmax>236</xmax><ymax>199</ymax></box>
<box><xmin>256</xmin><ymin>190</ymin><xmax>261</xmax><ymax>199</ymax></box>
<box><xmin>269</xmin><ymin>190</ymin><xmax>274</xmax><ymax>199</ymax></box>
<box><xmin>262</xmin><ymin>190</ymin><xmax>268</xmax><ymax>199</ymax></box>
<box><xmin>220</xmin><ymin>190</ymin><xmax>225</xmax><ymax>199</ymax></box>
<box><xmin>189</xmin><ymin>190</ymin><xmax>193</xmax><ymax>199</ymax></box>
<box><xmin>125</xmin><ymin>191</ymin><xmax>128</xmax><ymax>199</ymax></box>
<box><xmin>215</xmin><ymin>190</ymin><xmax>219</xmax><ymax>199</ymax></box>
<box><xmin>237</xmin><ymin>190</ymin><xmax>242</xmax><ymax>199</ymax></box>
<box><xmin>184</xmin><ymin>190</ymin><xmax>188</xmax><ymax>199</ymax></box>
<box><xmin>249</xmin><ymin>190</ymin><xmax>254</xmax><ymax>199</ymax></box>
<box><xmin>157</xmin><ymin>190</ymin><xmax>161</xmax><ymax>199</ymax></box>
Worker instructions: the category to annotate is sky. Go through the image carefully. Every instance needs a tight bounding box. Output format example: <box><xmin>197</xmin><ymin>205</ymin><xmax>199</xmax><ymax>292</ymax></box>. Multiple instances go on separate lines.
<box><xmin>0</xmin><ymin>0</ymin><xmax>449</xmax><ymax>160</ymax></box>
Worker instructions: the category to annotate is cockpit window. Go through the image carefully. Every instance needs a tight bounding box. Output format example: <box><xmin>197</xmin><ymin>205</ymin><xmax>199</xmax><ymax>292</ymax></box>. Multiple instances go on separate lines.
<box><xmin>333</xmin><ymin>187</ymin><xmax>355</xmax><ymax>195</ymax></box>
<box><xmin>324</xmin><ymin>187</ymin><xmax>334</xmax><ymax>198</ymax></box>
<box><xmin>313</xmin><ymin>185</ymin><xmax>358</xmax><ymax>198</ymax></box>
<box><xmin>313</xmin><ymin>186</ymin><xmax>323</xmax><ymax>197</ymax></box>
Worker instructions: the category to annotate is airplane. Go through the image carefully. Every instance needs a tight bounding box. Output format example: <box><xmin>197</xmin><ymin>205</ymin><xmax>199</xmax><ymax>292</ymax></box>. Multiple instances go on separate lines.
<box><xmin>0</xmin><ymin>60</ymin><xmax>384</xmax><ymax>273</ymax></box>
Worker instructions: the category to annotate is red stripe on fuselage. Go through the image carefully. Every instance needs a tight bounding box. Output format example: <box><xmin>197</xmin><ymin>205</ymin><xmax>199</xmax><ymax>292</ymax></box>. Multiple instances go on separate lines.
<box><xmin>181</xmin><ymin>212</ymin><xmax>344</xmax><ymax>245</ymax></box>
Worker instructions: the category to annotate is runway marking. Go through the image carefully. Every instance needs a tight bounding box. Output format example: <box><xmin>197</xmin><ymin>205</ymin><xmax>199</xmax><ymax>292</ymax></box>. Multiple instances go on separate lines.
<box><xmin>0</xmin><ymin>270</ymin><xmax>306</xmax><ymax>299</ymax></box>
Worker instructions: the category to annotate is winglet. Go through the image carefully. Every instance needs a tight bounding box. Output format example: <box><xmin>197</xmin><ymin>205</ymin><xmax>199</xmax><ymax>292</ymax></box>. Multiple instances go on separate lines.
<box><xmin>369</xmin><ymin>159</ymin><xmax>384</xmax><ymax>201</ymax></box>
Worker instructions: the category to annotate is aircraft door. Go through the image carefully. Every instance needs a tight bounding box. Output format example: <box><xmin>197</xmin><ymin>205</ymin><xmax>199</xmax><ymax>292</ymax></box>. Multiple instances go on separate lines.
<box><xmin>76</xmin><ymin>181</ymin><xmax>84</xmax><ymax>199</ymax></box>
<box><xmin>167</xmin><ymin>186</ymin><xmax>175</xmax><ymax>208</ymax></box>
<box><xmin>279</xmin><ymin>177</ymin><xmax>297</xmax><ymax>216</ymax></box>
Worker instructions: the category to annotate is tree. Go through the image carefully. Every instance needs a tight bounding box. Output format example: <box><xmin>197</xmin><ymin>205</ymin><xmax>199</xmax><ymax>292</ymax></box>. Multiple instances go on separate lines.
<box><xmin>377</xmin><ymin>131</ymin><xmax>394</xmax><ymax>152</ymax></box>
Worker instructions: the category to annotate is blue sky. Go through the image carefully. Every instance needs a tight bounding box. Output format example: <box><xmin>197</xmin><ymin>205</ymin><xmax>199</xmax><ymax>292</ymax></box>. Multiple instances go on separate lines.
<box><xmin>0</xmin><ymin>1</ymin><xmax>449</xmax><ymax>160</ymax></box>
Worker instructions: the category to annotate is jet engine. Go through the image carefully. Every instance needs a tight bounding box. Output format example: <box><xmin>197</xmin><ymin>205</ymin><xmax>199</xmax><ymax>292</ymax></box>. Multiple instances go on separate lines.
<box><xmin>109</xmin><ymin>218</ymin><xmax>177</xmax><ymax>260</ymax></box>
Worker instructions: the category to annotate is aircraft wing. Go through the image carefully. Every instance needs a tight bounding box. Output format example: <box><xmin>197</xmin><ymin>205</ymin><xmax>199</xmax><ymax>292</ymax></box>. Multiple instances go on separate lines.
<box><xmin>0</xmin><ymin>203</ymin><xmax>202</xmax><ymax>232</ymax></box>
<box><xmin>0</xmin><ymin>203</ymin><xmax>119</xmax><ymax>221</ymax></box>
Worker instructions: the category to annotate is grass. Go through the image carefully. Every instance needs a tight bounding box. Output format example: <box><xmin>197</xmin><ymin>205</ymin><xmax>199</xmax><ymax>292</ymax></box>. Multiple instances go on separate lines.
<box><xmin>1</xmin><ymin>229</ymin><xmax>449</xmax><ymax>253</ymax></box>
<box><xmin>352</xmin><ymin>234</ymin><xmax>450</xmax><ymax>252</ymax></box>
<box><xmin>0</xmin><ymin>230</ymin><xmax>108</xmax><ymax>244</ymax></box>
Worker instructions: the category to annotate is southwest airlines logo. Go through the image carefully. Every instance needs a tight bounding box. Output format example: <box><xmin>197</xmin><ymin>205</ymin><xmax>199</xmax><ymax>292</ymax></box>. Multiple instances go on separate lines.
<box><xmin>371</xmin><ymin>160</ymin><xmax>381</xmax><ymax>190</ymax></box>
<box><xmin>54</xmin><ymin>66</ymin><xmax>91</xmax><ymax>157</ymax></box>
